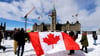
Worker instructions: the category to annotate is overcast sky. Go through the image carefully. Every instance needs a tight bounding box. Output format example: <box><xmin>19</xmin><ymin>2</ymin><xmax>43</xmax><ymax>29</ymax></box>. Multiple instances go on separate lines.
<box><xmin>0</xmin><ymin>0</ymin><xmax>100</xmax><ymax>31</ymax></box>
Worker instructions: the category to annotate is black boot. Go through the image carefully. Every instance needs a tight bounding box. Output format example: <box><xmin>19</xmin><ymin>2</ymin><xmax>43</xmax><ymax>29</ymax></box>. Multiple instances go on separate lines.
<box><xmin>84</xmin><ymin>50</ymin><xmax>88</xmax><ymax>53</ymax></box>
<box><xmin>68</xmin><ymin>53</ymin><xmax>72</xmax><ymax>55</ymax></box>
<box><xmin>68</xmin><ymin>50</ymin><xmax>73</xmax><ymax>55</ymax></box>
<box><xmin>80</xmin><ymin>46</ymin><xmax>84</xmax><ymax>51</ymax></box>
<box><xmin>85</xmin><ymin>47</ymin><xmax>88</xmax><ymax>53</ymax></box>
<box><xmin>3</xmin><ymin>47</ymin><xmax>6</xmax><ymax>52</ymax></box>
<box><xmin>14</xmin><ymin>51</ymin><xmax>17</xmax><ymax>55</ymax></box>
<box><xmin>80</xmin><ymin>49</ymin><xmax>83</xmax><ymax>51</ymax></box>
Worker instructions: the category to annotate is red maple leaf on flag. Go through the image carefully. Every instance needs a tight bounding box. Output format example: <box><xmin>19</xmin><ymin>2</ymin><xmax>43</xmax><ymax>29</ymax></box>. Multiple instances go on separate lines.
<box><xmin>43</xmin><ymin>33</ymin><xmax>60</xmax><ymax>48</ymax></box>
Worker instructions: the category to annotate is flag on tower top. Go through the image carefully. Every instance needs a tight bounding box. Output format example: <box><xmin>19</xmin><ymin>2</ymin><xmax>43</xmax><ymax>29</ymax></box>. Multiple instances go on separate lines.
<box><xmin>48</xmin><ymin>10</ymin><xmax>52</xmax><ymax>17</ymax></box>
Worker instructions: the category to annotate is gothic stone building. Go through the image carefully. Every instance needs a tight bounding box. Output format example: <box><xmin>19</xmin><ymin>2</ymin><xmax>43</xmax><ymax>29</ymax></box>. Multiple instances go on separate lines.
<box><xmin>33</xmin><ymin>8</ymin><xmax>81</xmax><ymax>32</ymax></box>
<box><xmin>0</xmin><ymin>22</ymin><xmax>6</xmax><ymax>31</ymax></box>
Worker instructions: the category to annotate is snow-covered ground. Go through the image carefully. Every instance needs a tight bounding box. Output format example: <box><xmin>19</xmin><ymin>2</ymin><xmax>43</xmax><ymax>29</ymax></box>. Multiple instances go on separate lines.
<box><xmin>0</xmin><ymin>34</ymin><xmax>100</xmax><ymax>56</ymax></box>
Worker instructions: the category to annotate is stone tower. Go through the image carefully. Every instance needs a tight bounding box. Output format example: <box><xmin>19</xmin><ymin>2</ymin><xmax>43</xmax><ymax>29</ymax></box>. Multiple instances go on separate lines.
<box><xmin>51</xmin><ymin>7</ymin><xmax>56</xmax><ymax>31</ymax></box>
<box><xmin>0</xmin><ymin>22</ymin><xmax>6</xmax><ymax>31</ymax></box>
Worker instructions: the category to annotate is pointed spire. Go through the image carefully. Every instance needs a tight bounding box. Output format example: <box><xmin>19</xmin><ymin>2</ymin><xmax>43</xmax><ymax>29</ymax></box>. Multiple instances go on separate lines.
<box><xmin>34</xmin><ymin>23</ymin><xmax>37</xmax><ymax>26</ymax></box>
<box><xmin>52</xmin><ymin>3</ymin><xmax>56</xmax><ymax>16</ymax></box>
<box><xmin>66</xmin><ymin>21</ymin><xmax>70</xmax><ymax>24</ymax></box>
<box><xmin>1</xmin><ymin>22</ymin><xmax>3</xmax><ymax>26</ymax></box>
<box><xmin>75</xmin><ymin>21</ymin><xmax>80</xmax><ymax>24</ymax></box>
<box><xmin>52</xmin><ymin>2</ymin><xmax>56</xmax><ymax>12</ymax></box>
<box><xmin>4</xmin><ymin>22</ymin><xmax>6</xmax><ymax>29</ymax></box>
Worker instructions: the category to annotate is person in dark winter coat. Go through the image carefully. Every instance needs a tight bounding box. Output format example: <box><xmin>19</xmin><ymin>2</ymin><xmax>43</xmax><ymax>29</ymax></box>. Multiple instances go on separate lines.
<box><xmin>15</xmin><ymin>28</ymin><xmax>27</xmax><ymax>56</ymax></box>
<box><xmin>92</xmin><ymin>31</ymin><xmax>98</xmax><ymax>45</ymax></box>
<box><xmin>0</xmin><ymin>31</ymin><xmax>6</xmax><ymax>52</ymax></box>
<box><xmin>80</xmin><ymin>32</ymin><xmax>88</xmax><ymax>53</ymax></box>
<box><xmin>68</xmin><ymin>31</ymin><xmax>76</xmax><ymax>55</ymax></box>
<box><xmin>74</xmin><ymin>32</ymin><xmax>79</xmax><ymax>40</ymax></box>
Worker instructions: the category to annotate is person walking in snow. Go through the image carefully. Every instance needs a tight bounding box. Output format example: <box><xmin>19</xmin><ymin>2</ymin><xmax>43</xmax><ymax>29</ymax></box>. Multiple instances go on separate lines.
<box><xmin>0</xmin><ymin>30</ymin><xmax>6</xmax><ymax>52</ymax></box>
<box><xmin>92</xmin><ymin>31</ymin><xmax>98</xmax><ymax>45</ymax></box>
<box><xmin>12</xmin><ymin>28</ymin><xmax>20</xmax><ymax>54</ymax></box>
<box><xmin>15</xmin><ymin>28</ymin><xmax>27</xmax><ymax>56</ymax></box>
<box><xmin>80</xmin><ymin>32</ymin><xmax>88</xmax><ymax>53</ymax></box>
<box><xmin>74</xmin><ymin>31</ymin><xmax>79</xmax><ymax>40</ymax></box>
<box><xmin>68</xmin><ymin>31</ymin><xmax>76</xmax><ymax>55</ymax></box>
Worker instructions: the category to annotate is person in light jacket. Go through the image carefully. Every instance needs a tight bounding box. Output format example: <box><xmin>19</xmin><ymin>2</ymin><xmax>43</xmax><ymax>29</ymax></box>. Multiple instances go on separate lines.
<box><xmin>12</xmin><ymin>28</ymin><xmax>20</xmax><ymax>54</ymax></box>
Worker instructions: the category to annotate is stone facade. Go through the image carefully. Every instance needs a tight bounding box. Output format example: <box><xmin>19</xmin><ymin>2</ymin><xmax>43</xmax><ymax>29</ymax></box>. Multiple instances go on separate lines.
<box><xmin>33</xmin><ymin>8</ymin><xmax>81</xmax><ymax>32</ymax></box>
<box><xmin>33</xmin><ymin>21</ymin><xmax>80</xmax><ymax>32</ymax></box>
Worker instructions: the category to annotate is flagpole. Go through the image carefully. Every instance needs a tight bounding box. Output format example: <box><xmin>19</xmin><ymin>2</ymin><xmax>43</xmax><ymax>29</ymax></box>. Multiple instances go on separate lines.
<box><xmin>24</xmin><ymin>15</ymin><xmax>27</xmax><ymax>32</ymax></box>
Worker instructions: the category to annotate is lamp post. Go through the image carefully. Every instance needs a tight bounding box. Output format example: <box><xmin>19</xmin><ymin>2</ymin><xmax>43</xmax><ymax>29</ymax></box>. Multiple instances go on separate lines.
<box><xmin>24</xmin><ymin>7</ymin><xmax>34</xmax><ymax>32</ymax></box>
<box><xmin>24</xmin><ymin>15</ymin><xmax>27</xmax><ymax>32</ymax></box>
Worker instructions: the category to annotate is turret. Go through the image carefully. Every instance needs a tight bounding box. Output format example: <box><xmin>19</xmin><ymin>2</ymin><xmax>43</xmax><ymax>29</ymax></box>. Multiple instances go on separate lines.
<box><xmin>66</xmin><ymin>21</ymin><xmax>70</xmax><ymax>31</ymax></box>
<box><xmin>33</xmin><ymin>23</ymin><xmax>37</xmax><ymax>31</ymax></box>
<box><xmin>51</xmin><ymin>6</ymin><xmax>56</xmax><ymax>31</ymax></box>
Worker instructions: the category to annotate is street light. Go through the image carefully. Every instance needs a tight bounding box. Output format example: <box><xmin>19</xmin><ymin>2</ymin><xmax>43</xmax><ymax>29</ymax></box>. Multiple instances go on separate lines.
<box><xmin>24</xmin><ymin>7</ymin><xmax>35</xmax><ymax>32</ymax></box>
<box><xmin>24</xmin><ymin>15</ymin><xmax>27</xmax><ymax>32</ymax></box>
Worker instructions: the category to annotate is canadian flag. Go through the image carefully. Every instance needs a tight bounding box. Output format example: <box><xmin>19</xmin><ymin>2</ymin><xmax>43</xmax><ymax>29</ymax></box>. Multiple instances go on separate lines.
<box><xmin>28</xmin><ymin>32</ymin><xmax>80</xmax><ymax>56</ymax></box>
